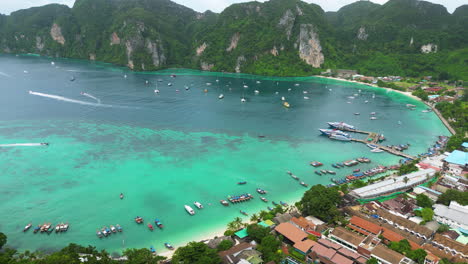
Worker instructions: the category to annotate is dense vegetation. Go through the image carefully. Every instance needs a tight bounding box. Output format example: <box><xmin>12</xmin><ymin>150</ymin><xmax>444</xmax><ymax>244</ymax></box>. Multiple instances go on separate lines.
<box><xmin>298</xmin><ymin>184</ymin><xmax>342</xmax><ymax>222</ymax></box>
<box><xmin>436</xmin><ymin>189</ymin><xmax>468</xmax><ymax>206</ymax></box>
<box><xmin>0</xmin><ymin>0</ymin><xmax>467</xmax><ymax>79</ymax></box>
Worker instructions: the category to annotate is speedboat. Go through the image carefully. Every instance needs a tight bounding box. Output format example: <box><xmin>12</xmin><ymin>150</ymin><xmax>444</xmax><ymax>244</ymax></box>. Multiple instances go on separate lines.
<box><xmin>171</xmin><ymin>74</ymin><xmax>176</xmax><ymax>78</ymax></box>
<box><xmin>371</xmin><ymin>148</ymin><xmax>384</xmax><ymax>153</ymax></box>
<box><xmin>206</xmin><ymin>82</ymin><xmax>212</xmax><ymax>86</ymax></box>
<box><xmin>370</xmin><ymin>117</ymin><xmax>378</xmax><ymax>120</ymax></box>
<box><xmin>70</xmin><ymin>76</ymin><xmax>75</xmax><ymax>82</ymax></box>
<box><xmin>185</xmin><ymin>85</ymin><xmax>190</xmax><ymax>90</ymax></box>
<box><xmin>219</xmin><ymin>94</ymin><xmax>224</xmax><ymax>99</ymax></box>
<box><xmin>194</xmin><ymin>201</ymin><xmax>203</xmax><ymax>209</ymax></box>
<box><xmin>327</xmin><ymin>122</ymin><xmax>355</xmax><ymax>130</ymax></box>
<box><xmin>304</xmin><ymin>96</ymin><xmax>310</xmax><ymax>99</ymax></box>
<box><xmin>288</xmin><ymin>88</ymin><xmax>292</xmax><ymax>91</ymax></box>
<box><xmin>354</xmin><ymin>113</ymin><xmax>360</xmax><ymax>115</ymax></box>
<box><xmin>319</xmin><ymin>129</ymin><xmax>349</xmax><ymax>137</ymax></box>
<box><xmin>120</xmin><ymin>193</ymin><xmax>124</xmax><ymax>199</ymax></box>
<box><xmin>155</xmin><ymin>219</ymin><xmax>163</xmax><ymax>228</ymax></box>
<box><xmin>184</xmin><ymin>205</ymin><xmax>195</xmax><ymax>215</ymax></box>
<box><xmin>154</xmin><ymin>89</ymin><xmax>160</xmax><ymax>94</ymax></box>
<box><xmin>303</xmin><ymin>91</ymin><xmax>308</xmax><ymax>94</ymax></box>
<box><xmin>256</xmin><ymin>81</ymin><xmax>261</xmax><ymax>84</ymax></box>
<box><xmin>243</xmin><ymin>85</ymin><xmax>248</xmax><ymax>88</ymax></box>
<box><xmin>310</xmin><ymin>161</ymin><xmax>323</xmax><ymax>167</ymax></box>
<box><xmin>254</xmin><ymin>90</ymin><xmax>259</xmax><ymax>94</ymax></box>
<box><xmin>216</xmin><ymin>79</ymin><xmax>219</xmax><ymax>82</ymax></box>
<box><xmin>164</xmin><ymin>243</ymin><xmax>175</xmax><ymax>250</ymax></box>
<box><xmin>370</xmin><ymin>112</ymin><xmax>376</xmax><ymax>115</ymax></box>
<box><xmin>241</xmin><ymin>98</ymin><xmax>246</xmax><ymax>103</ymax></box>
<box><xmin>167</xmin><ymin>83</ymin><xmax>172</xmax><ymax>86</ymax></box>
<box><xmin>281</xmin><ymin>96</ymin><xmax>285</xmax><ymax>101</ymax></box>
<box><xmin>329</xmin><ymin>134</ymin><xmax>352</xmax><ymax>141</ymax></box>
<box><xmin>287</xmin><ymin>171</ymin><xmax>292</xmax><ymax>175</ymax></box>
<box><xmin>295</xmin><ymin>83</ymin><xmax>300</xmax><ymax>86</ymax></box>
<box><xmin>367</xmin><ymin>144</ymin><xmax>379</xmax><ymax>149</ymax></box>
<box><xmin>364</xmin><ymin>100</ymin><xmax>369</xmax><ymax>103</ymax></box>
<box><xmin>135</xmin><ymin>216</ymin><xmax>144</xmax><ymax>224</ymax></box>
<box><xmin>145</xmin><ymin>80</ymin><xmax>149</xmax><ymax>85</ymax></box>
<box><xmin>23</xmin><ymin>223</ymin><xmax>32</xmax><ymax>232</ymax></box>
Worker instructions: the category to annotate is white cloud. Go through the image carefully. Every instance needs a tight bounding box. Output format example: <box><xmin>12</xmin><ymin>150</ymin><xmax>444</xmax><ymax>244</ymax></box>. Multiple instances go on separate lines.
<box><xmin>0</xmin><ymin>0</ymin><xmax>463</xmax><ymax>15</ymax></box>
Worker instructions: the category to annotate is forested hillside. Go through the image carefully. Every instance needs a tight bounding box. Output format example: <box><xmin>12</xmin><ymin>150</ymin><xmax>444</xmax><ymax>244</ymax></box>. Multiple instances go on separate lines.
<box><xmin>0</xmin><ymin>0</ymin><xmax>467</xmax><ymax>79</ymax></box>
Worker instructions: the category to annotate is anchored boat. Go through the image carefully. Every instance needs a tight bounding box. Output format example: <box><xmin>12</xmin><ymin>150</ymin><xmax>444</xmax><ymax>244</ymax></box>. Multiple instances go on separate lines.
<box><xmin>184</xmin><ymin>205</ymin><xmax>195</xmax><ymax>215</ymax></box>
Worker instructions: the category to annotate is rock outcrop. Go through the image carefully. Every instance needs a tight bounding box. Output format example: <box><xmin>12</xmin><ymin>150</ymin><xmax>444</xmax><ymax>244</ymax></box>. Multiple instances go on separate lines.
<box><xmin>298</xmin><ymin>24</ymin><xmax>324</xmax><ymax>68</ymax></box>
<box><xmin>110</xmin><ymin>32</ymin><xmax>120</xmax><ymax>45</ymax></box>
<box><xmin>270</xmin><ymin>46</ymin><xmax>279</xmax><ymax>56</ymax></box>
<box><xmin>278</xmin><ymin>9</ymin><xmax>296</xmax><ymax>40</ymax></box>
<box><xmin>36</xmin><ymin>36</ymin><xmax>44</xmax><ymax>51</ymax></box>
<box><xmin>357</xmin><ymin>26</ymin><xmax>368</xmax><ymax>40</ymax></box>
<box><xmin>421</xmin><ymin>43</ymin><xmax>437</xmax><ymax>53</ymax></box>
<box><xmin>196</xmin><ymin>42</ymin><xmax>208</xmax><ymax>56</ymax></box>
<box><xmin>226</xmin><ymin>33</ymin><xmax>240</xmax><ymax>52</ymax></box>
<box><xmin>124</xmin><ymin>21</ymin><xmax>166</xmax><ymax>69</ymax></box>
<box><xmin>235</xmin><ymin>56</ymin><xmax>245</xmax><ymax>73</ymax></box>
<box><xmin>200</xmin><ymin>61</ymin><xmax>214</xmax><ymax>71</ymax></box>
<box><xmin>89</xmin><ymin>53</ymin><xmax>96</xmax><ymax>60</ymax></box>
<box><xmin>50</xmin><ymin>23</ymin><xmax>65</xmax><ymax>45</ymax></box>
<box><xmin>146</xmin><ymin>39</ymin><xmax>166</xmax><ymax>67</ymax></box>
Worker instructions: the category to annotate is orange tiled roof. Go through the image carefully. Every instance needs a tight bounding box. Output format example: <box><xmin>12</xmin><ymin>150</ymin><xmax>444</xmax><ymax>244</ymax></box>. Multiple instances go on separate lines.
<box><xmin>275</xmin><ymin>222</ymin><xmax>307</xmax><ymax>243</ymax></box>
<box><xmin>294</xmin><ymin>239</ymin><xmax>316</xmax><ymax>253</ymax></box>
<box><xmin>348</xmin><ymin>216</ymin><xmax>382</xmax><ymax>234</ymax></box>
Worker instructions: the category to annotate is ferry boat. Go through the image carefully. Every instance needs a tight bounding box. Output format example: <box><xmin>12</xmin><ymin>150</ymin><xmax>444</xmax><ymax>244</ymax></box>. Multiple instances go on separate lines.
<box><xmin>329</xmin><ymin>134</ymin><xmax>352</xmax><ymax>141</ymax></box>
<box><xmin>319</xmin><ymin>129</ymin><xmax>349</xmax><ymax>137</ymax></box>
<box><xmin>220</xmin><ymin>200</ymin><xmax>229</xmax><ymax>206</ymax></box>
<box><xmin>310</xmin><ymin>161</ymin><xmax>323</xmax><ymax>167</ymax></box>
<box><xmin>184</xmin><ymin>205</ymin><xmax>195</xmax><ymax>215</ymax></box>
<box><xmin>327</xmin><ymin>122</ymin><xmax>355</xmax><ymax>130</ymax></box>
<box><xmin>194</xmin><ymin>201</ymin><xmax>203</xmax><ymax>209</ymax></box>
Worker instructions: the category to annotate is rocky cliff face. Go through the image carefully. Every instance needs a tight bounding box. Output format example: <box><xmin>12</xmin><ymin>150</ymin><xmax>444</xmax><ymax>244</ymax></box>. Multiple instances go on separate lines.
<box><xmin>298</xmin><ymin>24</ymin><xmax>324</xmax><ymax>68</ymax></box>
<box><xmin>50</xmin><ymin>23</ymin><xmax>65</xmax><ymax>45</ymax></box>
<box><xmin>421</xmin><ymin>43</ymin><xmax>438</xmax><ymax>53</ymax></box>
<box><xmin>357</xmin><ymin>26</ymin><xmax>368</xmax><ymax>40</ymax></box>
<box><xmin>226</xmin><ymin>32</ymin><xmax>240</xmax><ymax>52</ymax></box>
<box><xmin>196</xmin><ymin>42</ymin><xmax>208</xmax><ymax>56</ymax></box>
<box><xmin>278</xmin><ymin>9</ymin><xmax>296</xmax><ymax>40</ymax></box>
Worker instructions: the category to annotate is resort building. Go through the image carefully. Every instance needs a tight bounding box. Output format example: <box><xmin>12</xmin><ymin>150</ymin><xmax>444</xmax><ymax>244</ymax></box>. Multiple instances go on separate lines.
<box><xmin>374</xmin><ymin>208</ymin><xmax>434</xmax><ymax>240</ymax></box>
<box><xmin>306</xmin><ymin>238</ymin><xmax>368</xmax><ymax>264</ymax></box>
<box><xmin>430</xmin><ymin>234</ymin><xmax>468</xmax><ymax>262</ymax></box>
<box><xmin>433</xmin><ymin>201</ymin><xmax>468</xmax><ymax>230</ymax></box>
<box><xmin>350</xmin><ymin>169</ymin><xmax>436</xmax><ymax>199</ymax></box>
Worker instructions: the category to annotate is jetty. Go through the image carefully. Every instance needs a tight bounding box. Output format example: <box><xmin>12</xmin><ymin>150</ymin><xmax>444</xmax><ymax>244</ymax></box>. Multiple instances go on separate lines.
<box><xmin>333</xmin><ymin>126</ymin><xmax>417</xmax><ymax>160</ymax></box>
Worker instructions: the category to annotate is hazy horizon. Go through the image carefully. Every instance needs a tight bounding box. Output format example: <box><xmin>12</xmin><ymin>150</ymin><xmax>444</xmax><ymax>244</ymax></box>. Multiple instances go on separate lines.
<box><xmin>0</xmin><ymin>0</ymin><xmax>464</xmax><ymax>15</ymax></box>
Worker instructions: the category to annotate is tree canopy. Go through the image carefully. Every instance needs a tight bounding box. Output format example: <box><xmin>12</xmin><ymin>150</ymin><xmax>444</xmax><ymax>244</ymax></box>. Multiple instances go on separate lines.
<box><xmin>171</xmin><ymin>241</ymin><xmax>220</xmax><ymax>264</ymax></box>
<box><xmin>300</xmin><ymin>184</ymin><xmax>342</xmax><ymax>222</ymax></box>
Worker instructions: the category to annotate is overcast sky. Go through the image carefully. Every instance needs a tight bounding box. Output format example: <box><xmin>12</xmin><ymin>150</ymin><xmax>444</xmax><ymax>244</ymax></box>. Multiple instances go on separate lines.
<box><xmin>0</xmin><ymin>0</ymin><xmax>465</xmax><ymax>15</ymax></box>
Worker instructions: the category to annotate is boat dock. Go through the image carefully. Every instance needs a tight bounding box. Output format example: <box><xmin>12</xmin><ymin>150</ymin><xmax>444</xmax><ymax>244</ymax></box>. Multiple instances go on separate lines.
<box><xmin>350</xmin><ymin>138</ymin><xmax>417</xmax><ymax>159</ymax></box>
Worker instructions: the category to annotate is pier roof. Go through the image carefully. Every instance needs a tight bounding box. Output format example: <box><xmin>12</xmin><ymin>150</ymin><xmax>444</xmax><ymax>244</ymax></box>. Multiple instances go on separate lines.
<box><xmin>351</xmin><ymin>169</ymin><xmax>436</xmax><ymax>199</ymax></box>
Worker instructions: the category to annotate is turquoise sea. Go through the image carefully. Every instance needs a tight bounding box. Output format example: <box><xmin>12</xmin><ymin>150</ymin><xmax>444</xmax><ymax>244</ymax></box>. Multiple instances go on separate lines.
<box><xmin>0</xmin><ymin>55</ymin><xmax>449</xmax><ymax>254</ymax></box>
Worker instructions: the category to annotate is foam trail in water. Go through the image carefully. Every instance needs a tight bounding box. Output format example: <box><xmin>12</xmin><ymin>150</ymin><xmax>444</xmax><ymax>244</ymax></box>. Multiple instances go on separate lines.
<box><xmin>0</xmin><ymin>71</ymin><xmax>12</xmax><ymax>78</ymax></box>
<box><xmin>81</xmin><ymin>92</ymin><xmax>101</xmax><ymax>103</ymax></box>
<box><xmin>0</xmin><ymin>143</ymin><xmax>44</xmax><ymax>147</ymax></box>
<box><xmin>29</xmin><ymin>91</ymin><xmax>114</xmax><ymax>108</ymax></box>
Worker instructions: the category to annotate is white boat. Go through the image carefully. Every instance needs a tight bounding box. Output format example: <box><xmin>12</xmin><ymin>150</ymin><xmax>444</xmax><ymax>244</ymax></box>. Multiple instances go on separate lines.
<box><xmin>154</xmin><ymin>89</ymin><xmax>160</xmax><ymax>94</ymax></box>
<box><xmin>319</xmin><ymin>129</ymin><xmax>349</xmax><ymax>137</ymax></box>
<box><xmin>254</xmin><ymin>90</ymin><xmax>259</xmax><ymax>94</ymax></box>
<box><xmin>354</xmin><ymin>113</ymin><xmax>360</xmax><ymax>115</ymax></box>
<box><xmin>347</xmin><ymin>101</ymin><xmax>352</xmax><ymax>104</ymax></box>
<box><xmin>329</xmin><ymin>134</ymin><xmax>352</xmax><ymax>141</ymax></box>
<box><xmin>275</xmin><ymin>91</ymin><xmax>279</xmax><ymax>94</ymax></box>
<box><xmin>51</xmin><ymin>62</ymin><xmax>55</xmax><ymax>65</ymax></box>
<box><xmin>281</xmin><ymin>96</ymin><xmax>285</xmax><ymax>101</ymax></box>
<box><xmin>348</xmin><ymin>96</ymin><xmax>355</xmax><ymax>99</ymax></box>
<box><xmin>294</xmin><ymin>83</ymin><xmax>300</xmax><ymax>86</ymax></box>
<box><xmin>167</xmin><ymin>83</ymin><xmax>172</xmax><ymax>86</ymax></box>
<box><xmin>367</xmin><ymin>144</ymin><xmax>379</xmax><ymax>149</ymax></box>
<box><xmin>124</xmin><ymin>74</ymin><xmax>127</xmax><ymax>78</ymax></box>
<box><xmin>364</xmin><ymin>100</ymin><xmax>369</xmax><ymax>103</ymax></box>
<box><xmin>303</xmin><ymin>91</ymin><xmax>308</xmax><ymax>94</ymax></box>
<box><xmin>371</xmin><ymin>148</ymin><xmax>384</xmax><ymax>153</ymax></box>
<box><xmin>241</xmin><ymin>98</ymin><xmax>246</xmax><ymax>103</ymax></box>
<box><xmin>243</xmin><ymin>85</ymin><xmax>248</xmax><ymax>88</ymax></box>
<box><xmin>304</xmin><ymin>96</ymin><xmax>310</xmax><ymax>100</ymax></box>
<box><xmin>370</xmin><ymin>117</ymin><xmax>378</xmax><ymax>120</ymax></box>
<box><xmin>194</xmin><ymin>202</ymin><xmax>203</xmax><ymax>209</ymax></box>
<box><xmin>372</xmin><ymin>94</ymin><xmax>375</xmax><ymax>98</ymax></box>
<box><xmin>328</xmin><ymin>122</ymin><xmax>355</xmax><ymax>130</ymax></box>
<box><xmin>185</xmin><ymin>85</ymin><xmax>190</xmax><ymax>90</ymax></box>
<box><xmin>370</xmin><ymin>112</ymin><xmax>376</xmax><ymax>115</ymax></box>
<box><xmin>219</xmin><ymin>94</ymin><xmax>224</xmax><ymax>99</ymax></box>
<box><xmin>354</xmin><ymin>94</ymin><xmax>358</xmax><ymax>96</ymax></box>
<box><xmin>145</xmin><ymin>80</ymin><xmax>149</xmax><ymax>84</ymax></box>
<box><xmin>206</xmin><ymin>83</ymin><xmax>212</xmax><ymax>86</ymax></box>
<box><xmin>256</xmin><ymin>81</ymin><xmax>261</xmax><ymax>84</ymax></box>
<box><xmin>23</xmin><ymin>70</ymin><xmax>28</xmax><ymax>74</ymax></box>
<box><xmin>288</xmin><ymin>88</ymin><xmax>292</xmax><ymax>91</ymax></box>
<box><xmin>184</xmin><ymin>205</ymin><xmax>195</xmax><ymax>215</ymax></box>
<box><xmin>216</xmin><ymin>79</ymin><xmax>219</xmax><ymax>82</ymax></box>
<box><xmin>110</xmin><ymin>226</ymin><xmax>117</xmax><ymax>232</ymax></box>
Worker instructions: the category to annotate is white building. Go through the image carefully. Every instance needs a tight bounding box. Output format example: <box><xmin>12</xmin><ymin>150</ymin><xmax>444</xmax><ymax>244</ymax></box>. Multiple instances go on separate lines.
<box><xmin>350</xmin><ymin>169</ymin><xmax>436</xmax><ymax>199</ymax></box>
<box><xmin>434</xmin><ymin>201</ymin><xmax>468</xmax><ymax>230</ymax></box>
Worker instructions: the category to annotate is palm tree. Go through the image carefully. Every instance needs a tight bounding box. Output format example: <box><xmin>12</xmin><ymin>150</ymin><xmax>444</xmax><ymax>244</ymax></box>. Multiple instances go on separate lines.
<box><xmin>250</xmin><ymin>213</ymin><xmax>260</xmax><ymax>223</ymax></box>
<box><xmin>227</xmin><ymin>221</ymin><xmax>238</xmax><ymax>231</ymax></box>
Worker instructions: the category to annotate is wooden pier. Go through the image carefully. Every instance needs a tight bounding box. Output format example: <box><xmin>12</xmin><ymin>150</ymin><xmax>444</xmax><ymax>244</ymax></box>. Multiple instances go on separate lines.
<box><xmin>340</xmin><ymin>128</ymin><xmax>417</xmax><ymax>160</ymax></box>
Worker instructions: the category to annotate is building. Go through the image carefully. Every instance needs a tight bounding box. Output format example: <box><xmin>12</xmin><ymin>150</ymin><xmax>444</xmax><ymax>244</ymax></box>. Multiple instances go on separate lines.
<box><xmin>306</xmin><ymin>238</ymin><xmax>368</xmax><ymax>264</ymax></box>
<box><xmin>334</xmin><ymin>69</ymin><xmax>358</xmax><ymax>79</ymax></box>
<box><xmin>218</xmin><ymin>242</ymin><xmax>260</xmax><ymax>264</ymax></box>
<box><xmin>444</xmin><ymin>150</ymin><xmax>467</xmax><ymax>175</ymax></box>
<box><xmin>274</xmin><ymin>222</ymin><xmax>307</xmax><ymax>244</ymax></box>
<box><xmin>433</xmin><ymin>201</ymin><xmax>468</xmax><ymax>230</ymax></box>
<box><xmin>290</xmin><ymin>216</ymin><xmax>315</xmax><ymax>232</ymax></box>
<box><xmin>413</xmin><ymin>186</ymin><xmax>441</xmax><ymax>202</ymax></box>
<box><xmin>430</xmin><ymin>234</ymin><xmax>468</xmax><ymax>262</ymax></box>
<box><xmin>350</xmin><ymin>169</ymin><xmax>436</xmax><ymax>199</ymax></box>
<box><xmin>381</xmin><ymin>196</ymin><xmax>418</xmax><ymax>217</ymax></box>
<box><xmin>374</xmin><ymin>208</ymin><xmax>434</xmax><ymax>240</ymax></box>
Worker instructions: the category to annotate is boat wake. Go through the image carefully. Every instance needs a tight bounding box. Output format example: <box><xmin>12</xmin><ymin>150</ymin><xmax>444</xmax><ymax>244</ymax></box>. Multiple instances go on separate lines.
<box><xmin>29</xmin><ymin>91</ymin><xmax>114</xmax><ymax>108</ymax></box>
<box><xmin>80</xmin><ymin>92</ymin><xmax>101</xmax><ymax>104</ymax></box>
<box><xmin>0</xmin><ymin>143</ymin><xmax>44</xmax><ymax>147</ymax></box>
<box><xmin>0</xmin><ymin>71</ymin><xmax>12</xmax><ymax>78</ymax></box>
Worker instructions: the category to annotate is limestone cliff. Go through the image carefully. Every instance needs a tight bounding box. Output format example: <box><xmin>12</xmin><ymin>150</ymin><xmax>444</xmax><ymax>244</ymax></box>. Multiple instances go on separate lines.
<box><xmin>278</xmin><ymin>9</ymin><xmax>296</xmax><ymax>40</ymax></box>
<box><xmin>50</xmin><ymin>23</ymin><xmax>65</xmax><ymax>45</ymax></box>
<box><xmin>298</xmin><ymin>24</ymin><xmax>324</xmax><ymax>68</ymax></box>
<box><xmin>226</xmin><ymin>33</ymin><xmax>240</xmax><ymax>52</ymax></box>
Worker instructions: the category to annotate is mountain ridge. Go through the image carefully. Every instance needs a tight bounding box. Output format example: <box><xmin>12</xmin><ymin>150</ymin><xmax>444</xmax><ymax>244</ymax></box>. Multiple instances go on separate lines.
<box><xmin>0</xmin><ymin>0</ymin><xmax>467</xmax><ymax>79</ymax></box>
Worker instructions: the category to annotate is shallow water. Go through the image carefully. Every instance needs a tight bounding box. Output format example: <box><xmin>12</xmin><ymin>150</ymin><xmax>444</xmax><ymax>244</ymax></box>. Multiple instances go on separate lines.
<box><xmin>0</xmin><ymin>55</ymin><xmax>449</xmax><ymax>254</ymax></box>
